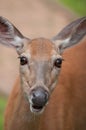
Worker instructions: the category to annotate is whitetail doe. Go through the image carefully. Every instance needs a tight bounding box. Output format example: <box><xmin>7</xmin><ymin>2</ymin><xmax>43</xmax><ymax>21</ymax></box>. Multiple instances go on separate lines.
<box><xmin>0</xmin><ymin>16</ymin><xmax>86</xmax><ymax>130</ymax></box>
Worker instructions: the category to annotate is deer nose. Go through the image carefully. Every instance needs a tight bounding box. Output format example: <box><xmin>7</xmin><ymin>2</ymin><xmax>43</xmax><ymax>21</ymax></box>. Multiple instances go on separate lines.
<box><xmin>31</xmin><ymin>87</ymin><xmax>49</xmax><ymax>108</ymax></box>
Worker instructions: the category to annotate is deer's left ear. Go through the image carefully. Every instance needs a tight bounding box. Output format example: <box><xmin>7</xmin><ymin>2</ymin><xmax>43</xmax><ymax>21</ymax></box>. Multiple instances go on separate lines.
<box><xmin>52</xmin><ymin>17</ymin><xmax>86</xmax><ymax>54</ymax></box>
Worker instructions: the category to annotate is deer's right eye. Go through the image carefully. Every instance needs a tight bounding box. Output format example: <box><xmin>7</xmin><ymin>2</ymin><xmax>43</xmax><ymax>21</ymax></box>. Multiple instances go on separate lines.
<box><xmin>20</xmin><ymin>56</ymin><xmax>28</xmax><ymax>65</ymax></box>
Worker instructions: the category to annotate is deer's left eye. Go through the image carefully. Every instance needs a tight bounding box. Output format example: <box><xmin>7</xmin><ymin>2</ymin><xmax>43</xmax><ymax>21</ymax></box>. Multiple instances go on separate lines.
<box><xmin>54</xmin><ymin>58</ymin><xmax>63</xmax><ymax>68</ymax></box>
<box><xmin>20</xmin><ymin>56</ymin><xmax>28</xmax><ymax>65</ymax></box>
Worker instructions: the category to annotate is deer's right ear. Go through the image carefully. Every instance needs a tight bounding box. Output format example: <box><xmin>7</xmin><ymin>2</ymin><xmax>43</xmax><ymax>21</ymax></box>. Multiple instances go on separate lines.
<box><xmin>0</xmin><ymin>16</ymin><xmax>30</xmax><ymax>53</ymax></box>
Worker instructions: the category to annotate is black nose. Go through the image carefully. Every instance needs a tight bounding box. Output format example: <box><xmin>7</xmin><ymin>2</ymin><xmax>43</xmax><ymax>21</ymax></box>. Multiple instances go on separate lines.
<box><xmin>31</xmin><ymin>87</ymin><xmax>49</xmax><ymax>108</ymax></box>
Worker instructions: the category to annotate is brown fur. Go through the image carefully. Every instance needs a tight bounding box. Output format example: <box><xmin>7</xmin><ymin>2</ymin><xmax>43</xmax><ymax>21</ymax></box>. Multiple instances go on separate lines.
<box><xmin>4</xmin><ymin>37</ymin><xmax>86</xmax><ymax>130</ymax></box>
<box><xmin>29</xmin><ymin>38</ymin><xmax>55</xmax><ymax>60</ymax></box>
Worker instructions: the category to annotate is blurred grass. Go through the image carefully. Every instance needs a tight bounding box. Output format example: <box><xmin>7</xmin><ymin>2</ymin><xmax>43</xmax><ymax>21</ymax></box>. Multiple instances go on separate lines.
<box><xmin>0</xmin><ymin>96</ymin><xmax>7</xmax><ymax>130</ymax></box>
<box><xmin>58</xmin><ymin>0</ymin><xmax>86</xmax><ymax>16</ymax></box>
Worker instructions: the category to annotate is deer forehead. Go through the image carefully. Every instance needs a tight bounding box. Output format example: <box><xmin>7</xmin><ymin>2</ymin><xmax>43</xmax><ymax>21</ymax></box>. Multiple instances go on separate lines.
<box><xmin>26</xmin><ymin>38</ymin><xmax>57</xmax><ymax>60</ymax></box>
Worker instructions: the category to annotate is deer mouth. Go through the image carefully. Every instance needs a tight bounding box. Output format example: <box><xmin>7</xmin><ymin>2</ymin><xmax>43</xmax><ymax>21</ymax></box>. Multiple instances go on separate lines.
<box><xmin>30</xmin><ymin>104</ymin><xmax>45</xmax><ymax>114</ymax></box>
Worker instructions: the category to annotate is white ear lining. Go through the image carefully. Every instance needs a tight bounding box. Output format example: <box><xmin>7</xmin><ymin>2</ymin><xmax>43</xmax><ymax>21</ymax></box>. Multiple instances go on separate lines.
<box><xmin>52</xmin><ymin>37</ymin><xmax>71</xmax><ymax>54</ymax></box>
<box><xmin>12</xmin><ymin>36</ymin><xmax>24</xmax><ymax>47</ymax></box>
<box><xmin>52</xmin><ymin>37</ymin><xmax>71</xmax><ymax>51</ymax></box>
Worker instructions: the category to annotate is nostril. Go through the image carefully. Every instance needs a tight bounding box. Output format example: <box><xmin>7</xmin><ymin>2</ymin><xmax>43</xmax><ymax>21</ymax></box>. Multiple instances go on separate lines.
<box><xmin>32</xmin><ymin>92</ymin><xmax>36</xmax><ymax>98</ymax></box>
<box><xmin>45</xmin><ymin>91</ymin><xmax>49</xmax><ymax>100</ymax></box>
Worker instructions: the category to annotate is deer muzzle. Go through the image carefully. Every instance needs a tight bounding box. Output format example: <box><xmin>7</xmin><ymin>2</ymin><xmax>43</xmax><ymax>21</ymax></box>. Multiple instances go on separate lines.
<box><xmin>29</xmin><ymin>87</ymin><xmax>49</xmax><ymax>114</ymax></box>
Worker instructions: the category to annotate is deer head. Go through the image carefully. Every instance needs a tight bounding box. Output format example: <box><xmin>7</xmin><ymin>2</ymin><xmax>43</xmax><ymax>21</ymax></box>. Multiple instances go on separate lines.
<box><xmin>0</xmin><ymin>16</ymin><xmax>86</xmax><ymax>114</ymax></box>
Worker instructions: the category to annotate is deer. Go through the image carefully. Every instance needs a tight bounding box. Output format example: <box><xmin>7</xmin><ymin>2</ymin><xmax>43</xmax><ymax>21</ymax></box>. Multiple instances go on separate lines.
<box><xmin>0</xmin><ymin>16</ymin><xmax>86</xmax><ymax>130</ymax></box>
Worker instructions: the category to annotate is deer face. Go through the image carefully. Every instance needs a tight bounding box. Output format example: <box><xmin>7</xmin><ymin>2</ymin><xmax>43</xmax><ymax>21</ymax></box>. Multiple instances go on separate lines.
<box><xmin>0</xmin><ymin>16</ymin><xmax>85</xmax><ymax>114</ymax></box>
<box><xmin>19</xmin><ymin>38</ymin><xmax>63</xmax><ymax>113</ymax></box>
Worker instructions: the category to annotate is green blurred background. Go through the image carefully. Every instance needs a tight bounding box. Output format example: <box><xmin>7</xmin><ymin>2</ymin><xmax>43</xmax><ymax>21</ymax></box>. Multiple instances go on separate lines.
<box><xmin>0</xmin><ymin>0</ymin><xmax>86</xmax><ymax>130</ymax></box>
<box><xmin>59</xmin><ymin>0</ymin><xmax>86</xmax><ymax>16</ymax></box>
<box><xmin>0</xmin><ymin>95</ymin><xmax>7</xmax><ymax>130</ymax></box>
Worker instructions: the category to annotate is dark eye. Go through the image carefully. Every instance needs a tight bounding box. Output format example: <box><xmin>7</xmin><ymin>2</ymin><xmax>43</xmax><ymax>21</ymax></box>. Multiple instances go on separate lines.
<box><xmin>20</xmin><ymin>56</ymin><xmax>28</xmax><ymax>65</ymax></box>
<box><xmin>54</xmin><ymin>58</ymin><xmax>63</xmax><ymax>68</ymax></box>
